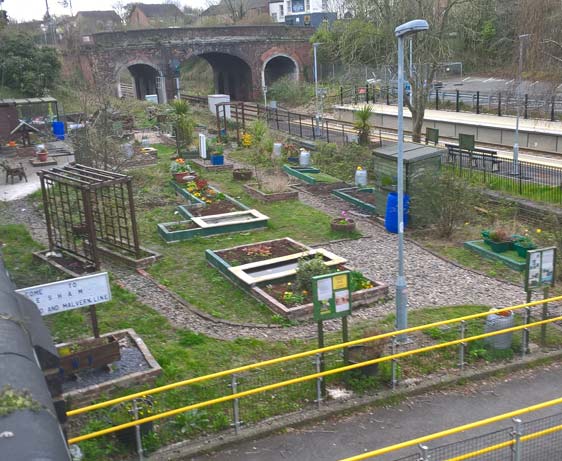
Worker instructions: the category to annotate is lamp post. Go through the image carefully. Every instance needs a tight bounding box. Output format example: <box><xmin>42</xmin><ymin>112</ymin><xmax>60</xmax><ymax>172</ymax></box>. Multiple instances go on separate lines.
<box><xmin>513</xmin><ymin>34</ymin><xmax>530</xmax><ymax>176</ymax></box>
<box><xmin>313</xmin><ymin>42</ymin><xmax>321</xmax><ymax>137</ymax></box>
<box><xmin>394</xmin><ymin>19</ymin><xmax>429</xmax><ymax>337</ymax></box>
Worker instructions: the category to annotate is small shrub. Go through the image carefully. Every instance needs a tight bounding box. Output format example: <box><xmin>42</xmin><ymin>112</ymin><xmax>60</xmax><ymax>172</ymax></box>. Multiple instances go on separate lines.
<box><xmin>258</xmin><ymin>173</ymin><xmax>292</xmax><ymax>193</ymax></box>
<box><xmin>267</xmin><ymin>77</ymin><xmax>314</xmax><ymax>107</ymax></box>
<box><xmin>294</xmin><ymin>255</ymin><xmax>331</xmax><ymax>292</ymax></box>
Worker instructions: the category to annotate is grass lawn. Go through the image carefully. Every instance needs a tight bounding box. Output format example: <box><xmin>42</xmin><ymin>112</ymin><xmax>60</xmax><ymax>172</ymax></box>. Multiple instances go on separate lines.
<box><xmin>132</xmin><ymin>144</ymin><xmax>362</xmax><ymax>324</ymax></box>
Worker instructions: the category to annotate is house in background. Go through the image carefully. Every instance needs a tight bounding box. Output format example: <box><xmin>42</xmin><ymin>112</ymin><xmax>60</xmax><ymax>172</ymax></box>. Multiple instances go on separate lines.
<box><xmin>270</xmin><ymin>0</ymin><xmax>336</xmax><ymax>27</ymax></box>
<box><xmin>128</xmin><ymin>3</ymin><xmax>185</xmax><ymax>28</ymax></box>
<box><xmin>200</xmin><ymin>0</ymin><xmax>269</xmax><ymax>24</ymax></box>
<box><xmin>75</xmin><ymin>11</ymin><xmax>122</xmax><ymax>35</ymax></box>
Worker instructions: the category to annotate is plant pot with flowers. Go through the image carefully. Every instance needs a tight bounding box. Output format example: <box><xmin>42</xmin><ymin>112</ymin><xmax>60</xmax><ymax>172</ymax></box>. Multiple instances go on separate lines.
<box><xmin>331</xmin><ymin>210</ymin><xmax>356</xmax><ymax>232</ymax></box>
<box><xmin>170</xmin><ymin>158</ymin><xmax>195</xmax><ymax>183</ymax></box>
<box><xmin>484</xmin><ymin>228</ymin><xmax>514</xmax><ymax>253</ymax></box>
<box><xmin>513</xmin><ymin>236</ymin><xmax>537</xmax><ymax>258</ymax></box>
<box><xmin>210</xmin><ymin>143</ymin><xmax>225</xmax><ymax>166</ymax></box>
<box><xmin>109</xmin><ymin>397</ymin><xmax>155</xmax><ymax>449</ymax></box>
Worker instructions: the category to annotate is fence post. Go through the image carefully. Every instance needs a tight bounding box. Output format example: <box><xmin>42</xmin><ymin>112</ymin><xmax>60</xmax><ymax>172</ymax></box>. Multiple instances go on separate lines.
<box><xmin>230</xmin><ymin>374</ymin><xmax>242</xmax><ymax>435</ymax></box>
<box><xmin>458</xmin><ymin>320</ymin><xmax>466</xmax><ymax>370</ymax></box>
<box><xmin>314</xmin><ymin>353</ymin><xmax>323</xmax><ymax>409</ymax></box>
<box><xmin>435</xmin><ymin>88</ymin><xmax>439</xmax><ymax>110</ymax></box>
<box><xmin>311</xmin><ymin>116</ymin><xmax>316</xmax><ymax>140</ymax></box>
<box><xmin>365</xmin><ymin>85</ymin><xmax>369</xmax><ymax>103</ymax></box>
<box><xmin>299</xmin><ymin>114</ymin><xmax>303</xmax><ymax>138</ymax></box>
<box><xmin>288</xmin><ymin>112</ymin><xmax>291</xmax><ymax>135</ymax></box>
<box><xmin>418</xmin><ymin>444</ymin><xmax>429</xmax><ymax>461</ymax></box>
<box><xmin>456</xmin><ymin>90</ymin><xmax>460</xmax><ymax>112</ymax></box>
<box><xmin>512</xmin><ymin>418</ymin><xmax>523</xmax><ymax>461</ymax></box>
<box><xmin>498</xmin><ymin>92</ymin><xmax>502</xmax><ymax>116</ymax></box>
<box><xmin>241</xmin><ymin>103</ymin><xmax>246</xmax><ymax>130</ymax></box>
<box><xmin>276</xmin><ymin>108</ymin><xmax>280</xmax><ymax>130</ymax></box>
<box><xmin>551</xmin><ymin>96</ymin><xmax>556</xmax><ymax>121</ymax></box>
<box><xmin>132</xmin><ymin>399</ymin><xmax>144</xmax><ymax>460</ymax></box>
<box><xmin>476</xmin><ymin>91</ymin><xmax>480</xmax><ymax>114</ymax></box>
<box><xmin>354</xmin><ymin>86</ymin><xmax>357</xmax><ymax>105</ymax></box>
<box><xmin>341</xmin><ymin>123</ymin><xmax>345</xmax><ymax>144</ymax></box>
<box><xmin>524</xmin><ymin>94</ymin><xmax>528</xmax><ymax>119</ymax></box>
<box><xmin>325</xmin><ymin>120</ymin><xmax>330</xmax><ymax>142</ymax></box>
<box><xmin>340</xmin><ymin>86</ymin><xmax>343</xmax><ymax>105</ymax></box>
<box><xmin>391</xmin><ymin>335</ymin><xmax>398</xmax><ymax>390</ymax></box>
<box><xmin>386</xmin><ymin>87</ymin><xmax>390</xmax><ymax>105</ymax></box>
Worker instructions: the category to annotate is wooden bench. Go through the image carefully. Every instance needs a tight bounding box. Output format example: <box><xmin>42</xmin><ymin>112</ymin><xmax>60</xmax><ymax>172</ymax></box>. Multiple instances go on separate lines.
<box><xmin>445</xmin><ymin>143</ymin><xmax>500</xmax><ymax>172</ymax></box>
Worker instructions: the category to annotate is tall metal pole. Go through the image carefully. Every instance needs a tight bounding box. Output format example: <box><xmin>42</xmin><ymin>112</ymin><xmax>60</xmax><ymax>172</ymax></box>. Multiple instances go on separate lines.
<box><xmin>514</xmin><ymin>34</ymin><xmax>530</xmax><ymax>175</ymax></box>
<box><xmin>409</xmin><ymin>38</ymin><xmax>413</xmax><ymax>78</ymax></box>
<box><xmin>313</xmin><ymin>42</ymin><xmax>320</xmax><ymax>137</ymax></box>
<box><xmin>396</xmin><ymin>34</ymin><xmax>407</xmax><ymax>336</ymax></box>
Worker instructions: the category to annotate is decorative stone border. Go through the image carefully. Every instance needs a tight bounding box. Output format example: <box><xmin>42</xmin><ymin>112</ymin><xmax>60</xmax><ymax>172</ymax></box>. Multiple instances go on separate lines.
<box><xmin>332</xmin><ymin>187</ymin><xmax>377</xmax><ymax>215</ymax></box>
<box><xmin>243</xmin><ymin>183</ymin><xmax>299</xmax><ymax>202</ymax></box>
<box><xmin>62</xmin><ymin>328</ymin><xmax>162</xmax><ymax>409</ymax></box>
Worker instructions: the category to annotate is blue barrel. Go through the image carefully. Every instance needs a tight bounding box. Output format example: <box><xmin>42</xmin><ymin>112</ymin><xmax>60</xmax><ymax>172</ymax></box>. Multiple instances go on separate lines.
<box><xmin>52</xmin><ymin>121</ymin><xmax>65</xmax><ymax>140</ymax></box>
<box><xmin>385</xmin><ymin>192</ymin><xmax>409</xmax><ymax>234</ymax></box>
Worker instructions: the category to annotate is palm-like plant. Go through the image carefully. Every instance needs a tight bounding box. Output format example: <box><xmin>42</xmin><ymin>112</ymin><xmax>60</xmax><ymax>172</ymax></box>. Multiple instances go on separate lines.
<box><xmin>353</xmin><ymin>105</ymin><xmax>373</xmax><ymax>146</ymax></box>
<box><xmin>170</xmin><ymin>99</ymin><xmax>194</xmax><ymax>156</ymax></box>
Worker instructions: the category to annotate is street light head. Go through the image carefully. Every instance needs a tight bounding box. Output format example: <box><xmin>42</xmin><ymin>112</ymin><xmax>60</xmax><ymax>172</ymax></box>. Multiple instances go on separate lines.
<box><xmin>394</xmin><ymin>19</ymin><xmax>429</xmax><ymax>38</ymax></box>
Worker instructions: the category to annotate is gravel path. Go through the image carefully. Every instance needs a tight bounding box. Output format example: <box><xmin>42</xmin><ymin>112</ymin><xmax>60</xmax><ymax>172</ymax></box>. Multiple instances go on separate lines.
<box><xmin>0</xmin><ymin>170</ymin><xmax>536</xmax><ymax>342</ymax></box>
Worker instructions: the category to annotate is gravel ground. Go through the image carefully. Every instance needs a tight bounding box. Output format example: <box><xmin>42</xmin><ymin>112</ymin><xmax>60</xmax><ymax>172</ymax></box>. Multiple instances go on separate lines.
<box><xmin>1</xmin><ymin>165</ymin><xmax>551</xmax><ymax>343</ymax></box>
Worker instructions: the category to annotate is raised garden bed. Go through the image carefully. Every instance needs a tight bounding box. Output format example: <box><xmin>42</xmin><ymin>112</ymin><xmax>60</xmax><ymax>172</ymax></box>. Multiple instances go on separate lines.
<box><xmin>191</xmin><ymin>157</ymin><xmax>234</xmax><ymax>170</ymax></box>
<box><xmin>206</xmin><ymin>238</ymin><xmax>388</xmax><ymax>320</ymax></box>
<box><xmin>332</xmin><ymin>187</ymin><xmax>377</xmax><ymax>215</ymax></box>
<box><xmin>464</xmin><ymin>240</ymin><xmax>526</xmax><ymax>272</ymax></box>
<box><xmin>57</xmin><ymin>335</ymin><xmax>121</xmax><ymax>377</ymax></box>
<box><xmin>282</xmin><ymin>164</ymin><xmax>341</xmax><ymax>185</ymax></box>
<box><xmin>243</xmin><ymin>183</ymin><xmax>299</xmax><ymax>202</ymax></box>
<box><xmin>157</xmin><ymin>209</ymin><xmax>269</xmax><ymax>243</ymax></box>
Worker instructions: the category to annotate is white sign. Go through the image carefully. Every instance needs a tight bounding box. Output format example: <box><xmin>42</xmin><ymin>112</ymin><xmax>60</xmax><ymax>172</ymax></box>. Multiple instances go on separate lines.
<box><xmin>317</xmin><ymin>277</ymin><xmax>332</xmax><ymax>301</ymax></box>
<box><xmin>199</xmin><ymin>133</ymin><xmax>207</xmax><ymax>159</ymax></box>
<box><xmin>16</xmin><ymin>272</ymin><xmax>112</xmax><ymax>316</ymax></box>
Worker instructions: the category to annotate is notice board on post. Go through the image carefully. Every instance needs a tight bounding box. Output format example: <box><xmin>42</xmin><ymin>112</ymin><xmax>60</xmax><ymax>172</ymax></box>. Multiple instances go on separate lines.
<box><xmin>313</xmin><ymin>271</ymin><xmax>351</xmax><ymax>321</ymax></box>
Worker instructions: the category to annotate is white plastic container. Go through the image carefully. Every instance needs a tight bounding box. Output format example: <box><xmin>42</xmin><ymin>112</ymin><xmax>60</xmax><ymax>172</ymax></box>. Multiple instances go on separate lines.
<box><xmin>208</xmin><ymin>94</ymin><xmax>231</xmax><ymax>119</ymax></box>
<box><xmin>355</xmin><ymin>167</ymin><xmax>367</xmax><ymax>186</ymax></box>
<box><xmin>299</xmin><ymin>149</ymin><xmax>310</xmax><ymax>167</ymax></box>
<box><xmin>484</xmin><ymin>310</ymin><xmax>514</xmax><ymax>350</ymax></box>
<box><xmin>273</xmin><ymin>143</ymin><xmax>283</xmax><ymax>158</ymax></box>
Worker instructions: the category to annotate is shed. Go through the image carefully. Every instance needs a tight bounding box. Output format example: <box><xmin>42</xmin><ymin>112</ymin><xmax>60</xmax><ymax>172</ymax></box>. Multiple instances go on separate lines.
<box><xmin>373</xmin><ymin>142</ymin><xmax>444</xmax><ymax>193</ymax></box>
<box><xmin>0</xmin><ymin>101</ymin><xmax>19</xmax><ymax>140</ymax></box>
<box><xmin>0</xmin><ymin>97</ymin><xmax>59</xmax><ymax>140</ymax></box>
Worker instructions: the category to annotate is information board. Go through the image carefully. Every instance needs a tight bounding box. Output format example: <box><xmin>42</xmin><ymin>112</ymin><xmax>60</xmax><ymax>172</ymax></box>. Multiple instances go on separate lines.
<box><xmin>313</xmin><ymin>271</ymin><xmax>351</xmax><ymax>321</ymax></box>
<box><xmin>525</xmin><ymin>247</ymin><xmax>557</xmax><ymax>291</ymax></box>
<box><xmin>16</xmin><ymin>272</ymin><xmax>112</xmax><ymax>316</ymax></box>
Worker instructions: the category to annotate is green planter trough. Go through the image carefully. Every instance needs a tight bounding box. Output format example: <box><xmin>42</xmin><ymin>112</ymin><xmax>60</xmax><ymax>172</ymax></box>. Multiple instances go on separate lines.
<box><xmin>464</xmin><ymin>240</ymin><xmax>526</xmax><ymax>272</ymax></box>
<box><xmin>282</xmin><ymin>165</ymin><xmax>340</xmax><ymax>185</ymax></box>
<box><xmin>332</xmin><ymin>187</ymin><xmax>377</xmax><ymax>215</ymax></box>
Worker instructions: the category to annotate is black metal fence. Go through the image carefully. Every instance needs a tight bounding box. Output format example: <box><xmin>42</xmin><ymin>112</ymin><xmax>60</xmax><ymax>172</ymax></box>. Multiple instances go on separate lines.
<box><xmin>336</xmin><ymin>85</ymin><xmax>562</xmax><ymax>122</ymax></box>
<box><xmin>444</xmin><ymin>145</ymin><xmax>562</xmax><ymax>205</ymax></box>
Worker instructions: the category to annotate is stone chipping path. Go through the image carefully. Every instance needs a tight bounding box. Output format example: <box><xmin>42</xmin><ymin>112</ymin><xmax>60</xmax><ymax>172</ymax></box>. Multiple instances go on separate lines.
<box><xmin>1</xmin><ymin>173</ymin><xmax>539</xmax><ymax>342</ymax></box>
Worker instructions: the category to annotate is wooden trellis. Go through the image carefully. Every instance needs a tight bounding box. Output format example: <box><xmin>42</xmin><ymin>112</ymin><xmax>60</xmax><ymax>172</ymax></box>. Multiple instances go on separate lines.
<box><xmin>38</xmin><ymin>164</ymin><xmax>141</xmax><ymax>271</ymax></box>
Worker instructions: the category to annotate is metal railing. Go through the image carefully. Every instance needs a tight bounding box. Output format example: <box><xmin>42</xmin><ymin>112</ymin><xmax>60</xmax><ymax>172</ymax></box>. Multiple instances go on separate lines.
<box><xmin>66</xmin><ymin>296</ymin><xmax>562</xmax><ymax>446</ymax></box>
<box><xmin>340</xmin><ymin>399</ymin><xmax>562</xmax><ymax>461</ymax></box>
<box><xmin>339</xmin><ymin>85</ymin><xmax>562</xmax><ymax>122</ymax></box>
<box><xmin>444</xmin><ymin>146</ymin><xmax>562</xmax><ymax>205</ymax></box>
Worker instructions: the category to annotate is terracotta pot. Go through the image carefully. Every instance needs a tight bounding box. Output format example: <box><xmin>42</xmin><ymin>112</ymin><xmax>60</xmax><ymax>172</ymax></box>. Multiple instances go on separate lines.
<box><xmin>37</xmin><ymin>152</ymin><xmax>48</xmax><ymax>162</ymax></box>
<box><xmin>174</xmin><ymin>172</ymin><xmax>196</xmax><ymax>183</ymax></box>
<box><xmin>331</xmin><ymin>219</ymin><xmax>356</xmax><ymax>232</ymax></box>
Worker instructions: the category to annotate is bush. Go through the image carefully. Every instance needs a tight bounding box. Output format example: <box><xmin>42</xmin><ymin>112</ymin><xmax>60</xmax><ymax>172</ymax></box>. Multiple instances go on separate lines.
<box><xmin>314</xmin><ymin>142</ymin><xmax>372</xmax><ymax>182</ymax></box>
<box><xmin>267</xmin><ymin>77</ymin><xmax>314</xmax><ymax>107</ymax></box>
<box><xmin>294</xmin><ymin>255</ymin><xmax>331</xmax><ymax>292</ymax></box>
<box><xmin>410</xmin><ymin>170</ymin><xmax>480</xmax><ymax>238</ymax></box>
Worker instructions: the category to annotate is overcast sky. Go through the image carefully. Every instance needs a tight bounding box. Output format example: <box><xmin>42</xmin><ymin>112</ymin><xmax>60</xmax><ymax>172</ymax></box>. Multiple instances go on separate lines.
<box><xmin>2</xmin><ymin>0</ymin><xmax>208</xmax><ymax>22</ymax></box>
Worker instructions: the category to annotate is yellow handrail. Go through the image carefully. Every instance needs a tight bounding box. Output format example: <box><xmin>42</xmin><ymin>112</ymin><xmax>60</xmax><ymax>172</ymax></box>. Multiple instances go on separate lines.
<box><xmin>67</xmin><ymin>295</ymin><xmax>562</xmax><ymax>418</ymax></box>
<box><xmin>339</xmin><ymin>397</ymin><xmax>562</xmax><ymax>461</ymax></box>
<box><xmin>67</xmin><ymin>313</ymin><xmax>562</xmax><ymax>445</ymax></box>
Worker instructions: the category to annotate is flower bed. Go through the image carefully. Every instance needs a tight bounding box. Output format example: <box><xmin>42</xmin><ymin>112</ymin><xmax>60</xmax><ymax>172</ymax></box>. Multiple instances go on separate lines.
<box><xmin>206</xmin><ymin>238</ymin><xmax>388</xmax><ymax>320</ymax></box>
<box><xmin>332</xmin><ymin>187</ymin><xmax>377</xmax><ymax>214</ymax></box>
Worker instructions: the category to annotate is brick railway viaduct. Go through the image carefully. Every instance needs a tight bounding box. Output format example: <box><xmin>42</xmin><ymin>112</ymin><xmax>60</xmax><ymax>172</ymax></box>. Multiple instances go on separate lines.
<box><xmin>79</xmin><ymin>25</ymin><xmax>314</xmax><ymax>103</ymax></box>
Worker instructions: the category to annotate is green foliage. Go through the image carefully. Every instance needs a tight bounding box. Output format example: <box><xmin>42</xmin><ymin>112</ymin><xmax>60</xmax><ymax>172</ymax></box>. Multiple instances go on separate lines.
<box><xmin>313</xmin><ymin>142</ymin><xmax>372</xmax><ymax>182</ymax></box>
<box><xmin>294</xmin><ymin>255</ymin><xmax>331</xmax><ymax>292</ymax></box>
<box><xmin>0</xmin><ymin>31</ymin><xmax>61</xmax><ymax>96</ymax></box>
<box><xmin>266</xmin><ymin>77</ymin><xmax>314</xmax><ymax>107</ymax></box>
<box><xmin>353</xmin><ymin>105</ymin><xmax>372</xmax><ymax>145</ymax></box>
<box><xmin>169</xmin><ymin>100</ymin><xmax>195</xmax><ymax>154</ymax></box>
<box><xmin>177</xmin><ymin>331</ymin><xmax>207</xmax><ymax>347</ymax></box>
<box><xmin>410</xmin><ymin>170</ymin><xmax>480</xmax><ymax>238</ymax></box>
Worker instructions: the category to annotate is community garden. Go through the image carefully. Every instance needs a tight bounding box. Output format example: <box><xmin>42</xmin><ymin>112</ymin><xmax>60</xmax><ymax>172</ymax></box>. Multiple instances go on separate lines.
<box><xmin>3</xmin><ymin>98</ymin><xmax>562</xmax><ymax>460</ymax></box>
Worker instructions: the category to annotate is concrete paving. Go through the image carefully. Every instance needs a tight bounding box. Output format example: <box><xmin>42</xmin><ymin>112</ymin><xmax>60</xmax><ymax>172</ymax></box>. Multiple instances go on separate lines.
<box><xmin>0</xmin><ymin>142</ymin><xmax>74</xmax><ymax>201</ymax></box>
<box><xmin>192</xmin><ymin>362</ymin><xmax>562</xmax><ymax>461</ymax></box>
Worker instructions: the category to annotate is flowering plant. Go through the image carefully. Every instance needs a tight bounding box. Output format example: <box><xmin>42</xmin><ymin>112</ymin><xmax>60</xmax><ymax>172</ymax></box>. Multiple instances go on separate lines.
<box><xmin>185</xmin><ymin>178</ymin><xmax>224</xmax><ymax>204</ymax></box>
<box><xmin>241</xmin><ymin>132</ymin><xmax>253</xmax><ymax>148</ymax></box>
<box><xmin>109</xmin><ymin>396</ymin><xmax>155</xmax><ymax>426</ymax></box>
<box><xmin>335</xmin><ymin>210</ymin><xmax>353</xmax><ymax>225</ymax></box>
<box><xmin>170</xmin><ymin>158</ymin><xmax>193</xmax><ymax>174</ymax></box>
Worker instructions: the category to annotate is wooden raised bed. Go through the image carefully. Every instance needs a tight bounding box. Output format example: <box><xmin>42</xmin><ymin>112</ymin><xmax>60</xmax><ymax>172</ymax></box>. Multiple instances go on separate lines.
<box><xmin>57</xmin><ymin>335</ymin><xmax>121</xmax><ymax>376</ymax></box>
<box><xmin>243</xmin><ymin>183</ymin><xmax>298</xmax><ymax>202</ymax></box>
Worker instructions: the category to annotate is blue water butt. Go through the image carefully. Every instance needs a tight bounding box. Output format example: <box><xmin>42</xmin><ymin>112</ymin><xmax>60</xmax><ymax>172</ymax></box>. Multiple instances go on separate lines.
<box><xmin>385</xmin><ymin>192</ymin><xmax>410</xmax><ymax>234</ymax></box>
<box><xmin>52</xmin><ymin>121</ymin><xmax>65</xmax><ymax>140</ymax></box>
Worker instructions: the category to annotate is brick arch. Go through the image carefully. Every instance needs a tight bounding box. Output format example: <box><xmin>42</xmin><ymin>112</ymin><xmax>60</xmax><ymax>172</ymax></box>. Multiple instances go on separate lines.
<box><xmin>261</xmin><ymin>53</ymin><xmax>300</xmax><ymax>89</ymax></box>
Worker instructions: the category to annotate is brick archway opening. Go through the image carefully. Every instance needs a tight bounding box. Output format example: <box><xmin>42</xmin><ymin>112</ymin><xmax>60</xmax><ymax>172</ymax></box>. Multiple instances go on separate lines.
<box><xmin>263</xmin><ymin>55</ymin><xmax>299</xmax><ymax>87</ymax></box>
<box><xmin>118</xmin><ymin>63</ymin><xmax>165</xmax><ymax>103</ymax></box>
